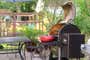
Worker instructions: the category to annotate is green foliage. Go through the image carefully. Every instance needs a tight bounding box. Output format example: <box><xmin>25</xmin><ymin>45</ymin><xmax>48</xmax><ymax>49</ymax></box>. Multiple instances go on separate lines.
<box><xmin>0</xmin><ymin>1</ymin><xmax>17</xmax><ymax>12</ymax></box>
<box><xmin>20</xmin><ymin>26</ymin><xmax>44</xmax><ymax>43</ymax></box>
<box><xmin>20</xmin><ymin>1</ymin><xmax>36</xmax><ymax>12</ymax></box>
<box><xmin>0</xmin><ymin>0</ymin><xmax>37</xmax><ymax>12</ymax></box>
<box><xmin>74</xmin><ymin>0</ymin><xmax>90</xmax><ymax>35</ymax></box>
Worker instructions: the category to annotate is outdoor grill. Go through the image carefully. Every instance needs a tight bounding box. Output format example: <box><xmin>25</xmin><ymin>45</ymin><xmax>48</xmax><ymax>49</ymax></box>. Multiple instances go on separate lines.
<box><xmin>39</xmin><ymin>23</ymin><xmax>85</xmax><ymax>60</ymax></box>
<box><xmin>57</xmin><ymin>23</ymin><xmax>85</xmax><ymax>59</ymax></box>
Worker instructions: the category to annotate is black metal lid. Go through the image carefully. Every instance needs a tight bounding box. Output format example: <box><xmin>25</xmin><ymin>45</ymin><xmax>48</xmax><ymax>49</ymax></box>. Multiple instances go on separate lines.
<box><xmin>59</xmin><ymin>23</ymin><xmax>81</xmax><ymax>34</ymax></box>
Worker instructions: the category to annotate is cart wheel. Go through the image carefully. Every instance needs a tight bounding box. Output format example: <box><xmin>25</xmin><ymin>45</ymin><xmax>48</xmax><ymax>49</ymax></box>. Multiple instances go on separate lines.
<box><xmin>19</xmin><ymin>43</ymin><xmax>26</xmax><ymax>60</ymax></box>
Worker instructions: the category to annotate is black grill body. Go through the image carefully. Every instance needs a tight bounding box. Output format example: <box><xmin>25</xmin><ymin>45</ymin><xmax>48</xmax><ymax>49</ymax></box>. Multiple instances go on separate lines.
<box><xmin>58</xmin><ymin>24</ymin><xmax>85</xmax><ymax>59</ymax></box>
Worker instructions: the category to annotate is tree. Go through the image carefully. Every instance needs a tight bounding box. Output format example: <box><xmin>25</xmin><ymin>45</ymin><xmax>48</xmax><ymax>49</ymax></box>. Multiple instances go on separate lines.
<box><xmin>20</xmin><ymin>1</ymin><xmax>36</xmax><ymax>12</ymax></box>
<box><xmin>74</xmin><ymin>0</ymin><xmax>90</xmax><ymax>36</ymax></box>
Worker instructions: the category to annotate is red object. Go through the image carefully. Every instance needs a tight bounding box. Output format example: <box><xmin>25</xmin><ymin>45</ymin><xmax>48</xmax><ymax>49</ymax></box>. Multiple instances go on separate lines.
<box><xmin>40</xmin><ymin>35</ymin><xmax>55</xmax><ymax>42</ymax></box>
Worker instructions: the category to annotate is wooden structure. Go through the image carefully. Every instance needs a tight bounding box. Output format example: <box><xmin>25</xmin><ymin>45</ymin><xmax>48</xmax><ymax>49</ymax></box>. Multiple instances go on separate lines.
<box><xmin>0</xmin><ymin>9</ymin><xmax>44</xmax><ymax>37</ymax></box>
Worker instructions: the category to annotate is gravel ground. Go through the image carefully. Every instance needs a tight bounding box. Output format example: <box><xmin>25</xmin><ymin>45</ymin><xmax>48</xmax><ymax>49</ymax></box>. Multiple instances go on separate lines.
<box><xmin>0</xmin><ymin>51</ymin><xmax>86</xmax><ymax>60</ymax></box>
<box><xmin>0</xmin><ymin>51</ymin><xmax>45</xmax><ymax>60</ymax></box>
<box><xmin>0</xmin><ymin>53</ymin><xmax>20</xmax><ymax>60</ymax></box>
